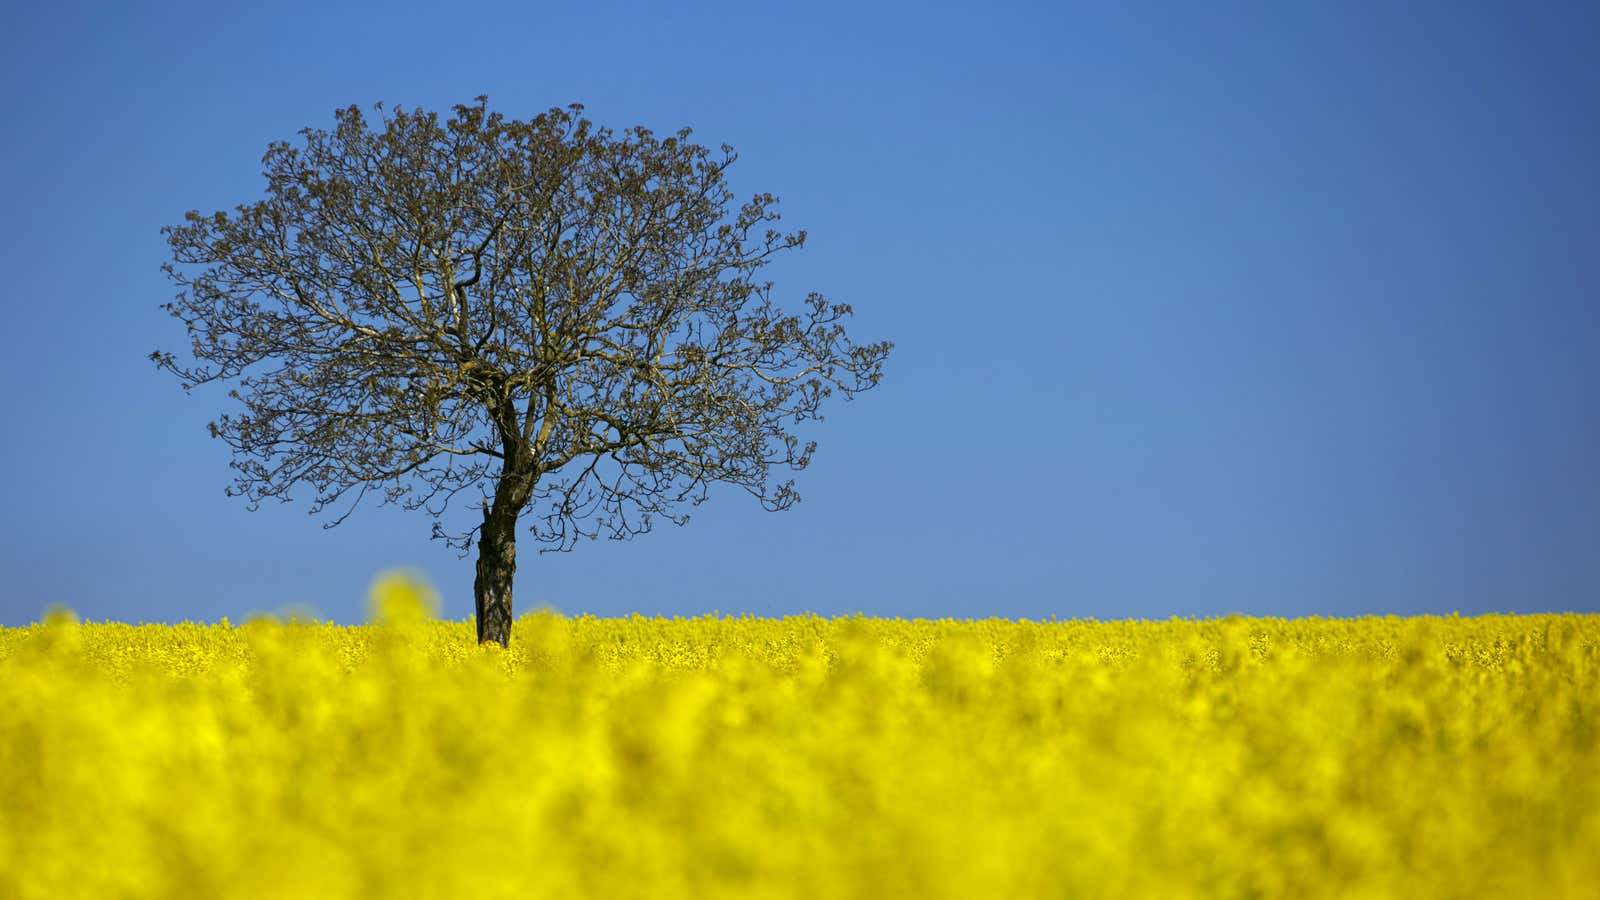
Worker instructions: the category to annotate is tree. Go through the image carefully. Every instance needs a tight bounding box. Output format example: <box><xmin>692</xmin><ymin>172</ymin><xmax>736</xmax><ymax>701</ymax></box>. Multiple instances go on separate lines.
<box><xmin>155</xmin><ymin>98</ymin><xmax>891</xmax><ymax>646</ymax></box>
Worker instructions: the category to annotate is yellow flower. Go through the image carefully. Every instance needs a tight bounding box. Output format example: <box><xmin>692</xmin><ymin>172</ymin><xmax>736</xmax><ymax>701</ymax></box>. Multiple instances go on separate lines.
<box><xmin>366</xmin><ymin>569</ymin><xmax>440</xmax><ymax>626</ymax></box>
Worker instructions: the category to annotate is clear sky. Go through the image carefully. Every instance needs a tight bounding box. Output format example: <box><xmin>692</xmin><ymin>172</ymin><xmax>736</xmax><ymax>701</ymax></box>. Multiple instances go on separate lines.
<box><xmin>2</xmin><ymin>1</ymin><xmax>1596</xmax><ymax>626</ymax></box>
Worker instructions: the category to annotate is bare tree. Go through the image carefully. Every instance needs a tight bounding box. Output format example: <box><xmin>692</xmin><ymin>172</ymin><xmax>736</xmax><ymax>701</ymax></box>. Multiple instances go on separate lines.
<box><xmin>155</xmin><ymin>98</ymin><xmax>891</xmax><ymax>646</ymax></box>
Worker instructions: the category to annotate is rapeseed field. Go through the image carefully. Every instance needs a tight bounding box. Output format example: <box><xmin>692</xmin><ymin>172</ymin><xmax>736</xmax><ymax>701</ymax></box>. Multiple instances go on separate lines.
<box><xmin>2</xmin><ymin>574</ymin><xmax>1596</xmax><ymax>899</ymax></box>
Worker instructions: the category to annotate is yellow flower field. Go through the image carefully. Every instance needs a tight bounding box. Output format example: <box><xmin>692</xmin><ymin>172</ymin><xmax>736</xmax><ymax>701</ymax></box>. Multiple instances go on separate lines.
<box><xmin>2</xmin><ymin>577</ymin><xmax>1596</xmax><ymax>899</ymax></box>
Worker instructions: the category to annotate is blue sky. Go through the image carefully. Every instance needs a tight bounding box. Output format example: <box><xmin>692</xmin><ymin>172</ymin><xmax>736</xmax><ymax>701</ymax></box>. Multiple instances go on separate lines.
<box><xmin>2</xmin><ymin>1</ymin><xmax>1596</xmax><ymax>625</ymax></box>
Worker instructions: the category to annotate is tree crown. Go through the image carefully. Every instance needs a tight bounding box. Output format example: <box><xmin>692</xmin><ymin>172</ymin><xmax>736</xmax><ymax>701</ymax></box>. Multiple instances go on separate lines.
<box><xmin>156</xmin><ymin>98</ymin><xmax>891</xmax><ymax>550</ymax></box>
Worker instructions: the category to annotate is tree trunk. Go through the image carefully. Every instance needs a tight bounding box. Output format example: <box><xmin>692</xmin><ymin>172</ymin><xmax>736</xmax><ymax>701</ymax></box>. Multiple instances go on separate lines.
<box><xmin>474</xmin><ymin>500</ymin><xmax>518</xmax><ymax>647</ymax></box>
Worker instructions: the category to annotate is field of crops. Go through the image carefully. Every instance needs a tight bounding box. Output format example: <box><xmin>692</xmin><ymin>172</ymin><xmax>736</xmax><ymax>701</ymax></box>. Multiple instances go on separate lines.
<box><xmin>2</xmin><ymin>575</ymin><xmax>1596</xmax><ymax>899</ymax></box>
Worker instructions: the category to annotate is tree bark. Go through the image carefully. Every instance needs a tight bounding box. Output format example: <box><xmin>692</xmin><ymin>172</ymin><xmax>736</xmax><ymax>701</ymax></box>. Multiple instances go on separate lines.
<box><xmin>473</xmin><ymin>499</ymin><xmax>519</xmax><ymax>647</ymax></box>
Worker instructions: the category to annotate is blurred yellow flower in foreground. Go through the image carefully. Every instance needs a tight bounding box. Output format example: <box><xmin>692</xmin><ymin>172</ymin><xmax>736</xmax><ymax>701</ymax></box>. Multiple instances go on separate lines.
<box><xmin>366</xmin><ymin>568</ymin><xmax>441</xmax><ymax>626</ymax></box>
